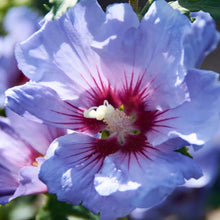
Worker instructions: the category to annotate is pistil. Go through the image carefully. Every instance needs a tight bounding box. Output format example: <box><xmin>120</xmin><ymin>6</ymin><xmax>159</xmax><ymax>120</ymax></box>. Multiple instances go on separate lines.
<box><xmin>84</xmin><ymin>100</ymin><xmax>136</xmax><ymax>144</ymax></box>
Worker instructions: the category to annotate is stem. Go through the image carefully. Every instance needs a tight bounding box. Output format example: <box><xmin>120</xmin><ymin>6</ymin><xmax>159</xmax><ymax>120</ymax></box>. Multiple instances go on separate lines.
<box><xmin>138</xmin><ymin>0</ymin><xmax>154</xmax><ymax>20</ymax></box>
<box><xmin>129</xmin><ymin>0</ymin><xmax>138</xmax><ymax>13</ymax></box>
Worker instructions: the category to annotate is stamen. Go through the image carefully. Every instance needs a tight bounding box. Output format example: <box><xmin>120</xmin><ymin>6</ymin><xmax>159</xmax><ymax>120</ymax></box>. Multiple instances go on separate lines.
<box><xmin>103</xmin><ymin>109</ymin><xmax>133</xmax><ymax>144</ymax></box>
<box><xmin>84</xmin><ymin>100</ymin><xmax>137</xmax><ymax>144</ymax></box>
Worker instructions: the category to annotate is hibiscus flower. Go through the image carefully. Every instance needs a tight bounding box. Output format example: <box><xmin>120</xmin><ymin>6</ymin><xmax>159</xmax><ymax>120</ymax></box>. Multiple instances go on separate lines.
<box><xmin>5</xmin><ymin>0</ymin><xmax>220</xmax><ymax>218</ymax></box>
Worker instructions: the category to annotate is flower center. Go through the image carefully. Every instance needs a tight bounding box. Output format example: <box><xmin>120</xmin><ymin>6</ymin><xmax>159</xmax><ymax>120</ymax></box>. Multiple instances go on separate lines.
<box><xmin>84</xmin><ymin>101</ymin><xmax>137</xmax><ymax>144</ymax></box>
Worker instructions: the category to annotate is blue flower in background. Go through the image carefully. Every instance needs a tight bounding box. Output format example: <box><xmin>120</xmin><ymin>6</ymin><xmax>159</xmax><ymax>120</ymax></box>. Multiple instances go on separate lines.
<box><xmin>0</xmin><ymin>6</ymin><xmax>40</xmax><ymax>107</ymax></box>
<box><xmin>5</xmin><ymin>0</ymin><xmax>220</xmax><ymax>218</ymax></box>
<box><xmin>0</xmin><ymin>108</ymin><xmax>66</xmax><ymax>205</ymax></box>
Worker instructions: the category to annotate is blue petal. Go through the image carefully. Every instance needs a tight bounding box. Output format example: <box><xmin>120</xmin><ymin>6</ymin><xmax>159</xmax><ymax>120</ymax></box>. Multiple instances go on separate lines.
<box><xmin>94</xmin><ymin>0</ymin><xmax>192</xmax><ymax>109</ymax></box>
<box><xmin>0</xmin><ymin>166</ymin><xmax>17</xmax><ymax>205</ymax></box>
<box><xmin>164</xmin><ymin>69</ymin><xmax>220</xmax><ymax>145</ymax></box>
<box><xmin>39</xmin><ymin>133</ymin><xmax>101</xmax><ymax>205</ymax></box>
<box><xmin>40</xmin><ymin>133</ymin><xmax>136</xmax><ymax>219</ymax></box>
<box><xmin>140</xmin><ymin>0</ymin><xmax>191</xmax><ymax>108</ymax></box>
<box><xmin>39</xmin><ymin>133</ymin><xmax>201</xmax><ymax>219</ymax></box>
<box><xmin>184</xmin><ymin>135</ymin><xmax>220</xmax><ymax>188</ymax></box>
<box><xmin>6</xmin><ymin>108</ymin><xmax>66</xmax><ymax>155</ymax></box>
<box><xmin>0</xmin><ymin>117</ymin><xmax>36</xmax><ymax>204</ymax></box>
<box><xmin>10</xmin><ymin>165</ymin><xmax>47</xmax><ymax>201</ymax></box>
<box><xmin>0</xmin><ymin>117</ymin><xmax>36</xmax><ymax>171</ymax></box>
<box><xmin>15</xmin><ymin>0</ymin><xmax>107</xmax><ymax>99</ymax></box>
<box><xmin>15</xmin><ymin>0</ymin><xmax>193</xmax><ymax>110</ymax></box>
<box><xmin>96</xmin><ymin>139</ymin><xmax>202</xmax><ymax>209</ymax></box>
<box><xmin>184</xmin><ymin>11</ymin><xmax>220</xmax><ymax>68</ymax></box>
<box><xmin>6</xmin><ymin>82</ymin><xmax>84</xmax><ymax>130</ymax></box>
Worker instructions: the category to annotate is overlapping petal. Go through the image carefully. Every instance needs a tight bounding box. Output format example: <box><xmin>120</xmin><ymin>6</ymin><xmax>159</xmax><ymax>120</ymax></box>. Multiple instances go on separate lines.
<box><xmin>15</xmin><ymin>0</ymin><xmax>196</xmax><ymax>109</ymax></box>
<box><xmin>10</xmin><ymin>164</ymin><xmax>47</xmax><ymax>201</ymax></box>
<box><xmin>15</xmin><ymin>0</ymin><xmax>106</xmax><ymax>99</ymax></box>
<box><xmin>40</xmin><ymin>133</ymin><xmax>201</xmax><ymax>219</ymax></box>
<box><xmin>184</xmin><ymin>11</ymin><xmax>220</xmax><ymax>68</ymax></box>
<box><xmin>0</xmin><ymin>110</ymin><xmax>66</xmax><ymax>204</ymax></box>
<box><xmin>8</xmin><ymin>0</ymin><xmax>220</xmax><ymax>145</ymax></box>
<box><xmin>94</xmin><ymin>0</ymin><xmax>192</xmax><ymax>109</ymax></box>
<box><xmin>185</xmin><ymin>145</ymin><xmax>220</xmax><ymax>188</ymax></box>
<box><xmin>5</xmin><ymin>83</ymin><xmax>88</xmax><ymax>131</ymax></box>
<box><xmin>39</xmin><ymin>133</ymin><xmax>143</xmax><ymax>219</ymax></box>
<box><xmin>0</xmin><ymin>117</ymin><xmax>37</xmax><ymax>171</ymax></box>
<box><xmin>0</xmin><ymin>167</ymin><xmax>18</xmax><ymax>205</ymax></box>
<box><xmin>6</xmin><ymin>104</ymin><xmax>66</xmax><ymax>154</ymax></box>
<box><xmin>158</xmin><ymin>69</ymin><xmax>220</xmax><ymax>146</ymax></box>
<box><xmin>0</xmin><ymin>116</ymin><xmax>37</xmax><ymax>204</ymax></box>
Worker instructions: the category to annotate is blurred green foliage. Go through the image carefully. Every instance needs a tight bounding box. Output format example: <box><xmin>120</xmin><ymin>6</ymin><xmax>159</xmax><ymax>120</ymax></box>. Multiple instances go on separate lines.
<box><xmin>0</xmin><ymin>0</ymin><xmax>51</xmax><ymax>35</ymax></box>
<box><xmin>36</xmin><ymin>194</ymin><xmax>100</xmax><ymax>220</ymax></box>
<box><xmin>0</xmin><ymin>195</ymin><xmax>39</xmax><ymax>220</ymax></box>
<box><xmin>0</xmin><ymin>194</ymin><xmax>100</xmax><ymax>220</ymax></box>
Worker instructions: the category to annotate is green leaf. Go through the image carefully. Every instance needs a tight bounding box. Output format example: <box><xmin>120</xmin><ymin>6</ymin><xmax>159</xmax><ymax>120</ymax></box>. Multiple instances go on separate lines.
<box><xmin>175</xmin><ymin>146</ymin><xmax>193</xmax><ymax>159</ymax></box>
<box><xmin>36</xmin><ymin>194</ymin><xmax>99</xmax><ymax>220</ymax></box>
<box><xmin>178</xmin><ymin>0</ymin><xmax>220</xmax><ymax>20</ymax></box>
<box><xmin>138</xmin><ymin>0</ymin><xmax>155</xmax><ymax>20</ymax></box>
<box><xmin>0</xmin><ymin>108</ymin><xmax>6</xmax><ymax>117</ymax></box>
<box><xmin>129</xmin><ymin>0</ymin><xmax>138</xmax><ymax>13</ymax></box>
<box><xmin>49</xmin><ymin>0</ymin><xmax>78</xmax><ymax>19</ymax></box>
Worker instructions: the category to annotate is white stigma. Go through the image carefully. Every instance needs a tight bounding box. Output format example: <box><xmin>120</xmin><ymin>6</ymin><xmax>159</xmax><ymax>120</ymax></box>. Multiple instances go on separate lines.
<box><xmin>83</xmin><ymin>100</ymin><xmax>114</xmax><ymax>121</ymax></box>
